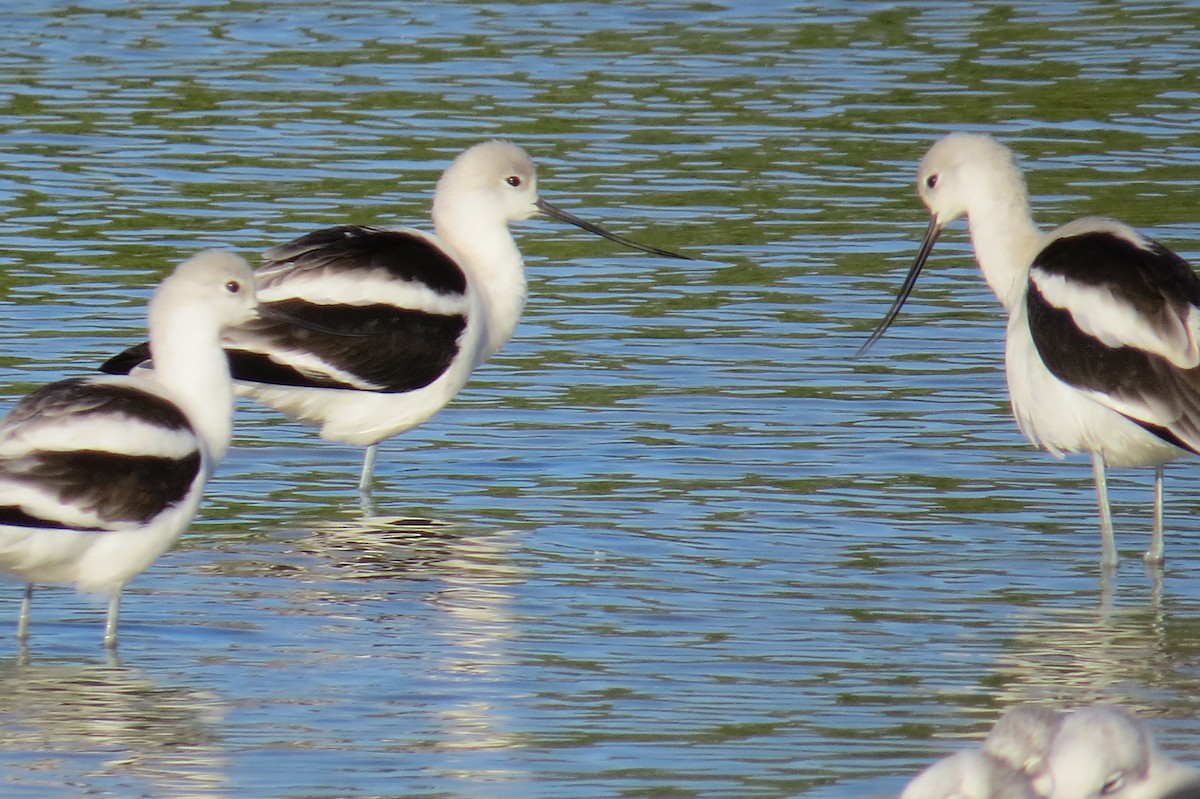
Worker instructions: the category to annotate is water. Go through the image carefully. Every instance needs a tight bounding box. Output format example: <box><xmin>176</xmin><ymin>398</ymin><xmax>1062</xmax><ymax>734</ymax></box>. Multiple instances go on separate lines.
<box><xmin>0</xmin><ymin>1</ymin><xmax>1199</xmax><ymax>796</ymax></box>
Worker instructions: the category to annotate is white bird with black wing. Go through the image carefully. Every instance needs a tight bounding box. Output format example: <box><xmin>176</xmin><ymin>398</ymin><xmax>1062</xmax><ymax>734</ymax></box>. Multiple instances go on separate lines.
<box><xmin>103</xmin><ymin>140</ymin><xmax>689</xmax><ymax>494</ymax></box>
<box><xmin>0</xmin><ymin>250</ymin><xmax>258</xmax><ymax>647</ymax></box>
<box><xmin>859</xmin><ymin>132</ymin><xmax>1200</xmax><ymax>568</ymax></box>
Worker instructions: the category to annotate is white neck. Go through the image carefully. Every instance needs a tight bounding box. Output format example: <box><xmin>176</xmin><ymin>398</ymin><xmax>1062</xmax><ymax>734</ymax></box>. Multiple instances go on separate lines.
<box><xmin>147</xmin><ymin>303</ymin><xmax>235</xmax><ymax>466</ymax></box>
<box><xmin>963</xmin><ymin>172</ymin><xmax>1043</xmax><ymax>313</ymax></box>
<box><xmin>433</xmin><ymin>196</ymin><xmax>528</xmax><ymax>363</ymax></box>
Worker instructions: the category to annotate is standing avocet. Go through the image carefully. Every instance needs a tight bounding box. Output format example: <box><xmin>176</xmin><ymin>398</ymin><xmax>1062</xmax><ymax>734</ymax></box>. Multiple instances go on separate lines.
<box><xmin>103</xmin><ymin>140</ymin><xmax>688</xmax><ymax>494</ymax></box>
<box><xmin>0</xmin><ymin>250</ymin><xmax>258</xmax><ymax>647</ymax></box>
<box><xmin>859</xmin><ymin>132</ymin><xmax>1200</xmax><ymax>568</ymax></box>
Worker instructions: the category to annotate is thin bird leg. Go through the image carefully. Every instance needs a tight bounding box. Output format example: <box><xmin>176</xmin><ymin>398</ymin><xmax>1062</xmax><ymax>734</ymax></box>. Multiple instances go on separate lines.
<box><xmin>358</xmin><ymin>443</ymin><xmax>379</xmax><ymax>494</ymax></box>
<box><xmin>1146</xmin><ymin>464</ymin><xmax>1165</xmax><ymax>565</ymax></box>
<box><xmin>17</xmin><ymin>584</ymin><xmax>32</xmax><ymax>641</ymax></box>
<box><xmin>103</xmin><ymin>591</ymin><xmax>121</xmax><ymax>649</ymax></box>
<box><xmin>1091</xmin><ymin>452</ymin><xmax>1118</xmax><ymax>568</ymax></box>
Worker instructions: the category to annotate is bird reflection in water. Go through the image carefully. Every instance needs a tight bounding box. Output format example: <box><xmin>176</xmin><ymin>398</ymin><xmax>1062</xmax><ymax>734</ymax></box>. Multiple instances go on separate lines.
<box><xmin>263</xmin><ymin>512</ymin><xmax>530</xmax><ymax>774</ymax></box>
<box><xmin>291</xmin><ymin>513</ymin><xmax>522</xmax><ymax>582</ymax></box>
<box><xmin>0</xmin><ymin>655</ymin><xmax>228</xmax><ymax>797</ymax></box>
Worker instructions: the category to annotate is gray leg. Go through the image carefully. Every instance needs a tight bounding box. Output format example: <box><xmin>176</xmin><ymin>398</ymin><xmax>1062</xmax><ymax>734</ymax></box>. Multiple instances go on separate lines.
<box><xmin>16</xmin><ymin>584</ymin><xmax>32</xmax><ymax>642</ymax></box>
<box><xmin>1145</xmin><ymin>464</ymin><xmax>1165</xmax><ymax>565</ymax></box>
<box><xmin>103</xmin><ymin>591</ymin><xmax>121</xmax><ymax>649</ymax></box>
<box><xmin>1092</xmin><ymin>452</ymin><xmax>1118</xmax><ymax>568</ymax></box>
<box><xmin>358</xmin><ymin>443</ymin><xmax>379</xmax><ymax>494</ymax></box>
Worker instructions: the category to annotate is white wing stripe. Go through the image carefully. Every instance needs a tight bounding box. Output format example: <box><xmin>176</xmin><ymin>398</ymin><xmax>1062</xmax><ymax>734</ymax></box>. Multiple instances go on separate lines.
<box><xmin>0</xmin><ymin>481</ymin><xmax>128</xmax><ymax>531</ymax></box>
<box><xmin>259</xmin><ymin>272</ymin><xmax>470</xmax><ymax>316</ymax></box>
<box><xmin>1031</xmin><ymin>268</ymin><xmax>1200</xmax><ymax>368</ymax></box>
<box><xmin>0</xmin><ymin>416</ymin><xmax>199</xmax><ymax>459</ymax></box>
<box><xmin>232</xmin><ymin>346</ymin><xmax>387</xmax><ymax>392</ymax></box>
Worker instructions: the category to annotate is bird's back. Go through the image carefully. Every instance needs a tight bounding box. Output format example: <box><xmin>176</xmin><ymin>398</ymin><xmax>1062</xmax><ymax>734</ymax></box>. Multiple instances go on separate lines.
<box><xmin>0</xmin><ymin>376</ymin><xmax>205</xmax><ymax>589</ymax></box>
<box><xmin>224</xmin><ymin>225</ymin><xmax>475</xmax><ymax>395</ymax></box>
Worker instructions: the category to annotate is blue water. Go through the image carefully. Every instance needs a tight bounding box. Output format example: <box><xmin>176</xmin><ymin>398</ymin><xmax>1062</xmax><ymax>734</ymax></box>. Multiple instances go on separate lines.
<box><xmin>0</xmin><ymin>1</ymin><xmax>1199</xmax><ymax>797</ymax></box>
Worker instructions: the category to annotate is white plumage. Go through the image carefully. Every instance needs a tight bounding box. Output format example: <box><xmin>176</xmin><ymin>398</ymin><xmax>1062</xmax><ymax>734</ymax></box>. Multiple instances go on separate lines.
<box><xmin>0</xmin><ymin>249</ymin><xmax>258</xmax><ymax>647</ymax></box>
<box><xmin>103</xmin><ymin>140</ymin><xmax>687</xmax><ymax>494</ymax></box>
<box><xmin>859</xmin><ymin>132</ymin><xmax>1200</xmax><ymax>567</ymax></box>
<box><xmin>901</xmin><ymin>749</ymin><xmax>1040</xmax><ymax>799</ymax></box>
<box><xmin>984</xmin><ymin>705</ymin><xmax>1062</xmax><ymax>779</ymax></box>
<box><xmin>1039</xmin><ymin>705</ymin><xmax>1200</xmax><ymax>799</ymax></box>
<box><xmin>902</xmin><ymin>703</ymin><xmax>1200</xmax><ymax>799</ymax></box>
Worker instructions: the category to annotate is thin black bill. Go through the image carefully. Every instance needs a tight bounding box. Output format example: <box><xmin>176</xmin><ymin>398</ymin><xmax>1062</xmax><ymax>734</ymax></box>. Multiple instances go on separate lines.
<box><xmin>856</xmin><ymin>215</ymin><xmax>943</xmax><ymax>356</ymax></box>
<box><xmin>536</xmin><ymin>198</ymin><xmax>692</xmax><ymax>260</ymax></box>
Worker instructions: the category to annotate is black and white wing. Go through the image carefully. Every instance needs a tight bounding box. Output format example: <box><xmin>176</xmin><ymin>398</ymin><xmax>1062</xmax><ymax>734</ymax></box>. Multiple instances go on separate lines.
<box><xmin>103</xmin><ymin>226</ymin><xmax>473</xmax><ymax>395</ymax></box>
<box><xmin>0</xmin><ymin>378</ymin><xmax>203</xmax><ymax>531</ymax></box>
<box><xmin>1027</xmin><ymin>222</ymin><xmax>1200</xmax><ymax>452</ymax></box>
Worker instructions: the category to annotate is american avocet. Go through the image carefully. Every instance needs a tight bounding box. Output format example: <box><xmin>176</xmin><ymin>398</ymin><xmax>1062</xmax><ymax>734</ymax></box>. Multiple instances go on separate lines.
<box><xmin>0</xmin><ymin>250</ymin><xmax>257</xmax><ymax>647</ymax></box>
<box><xmin>1039</xmin><ymin>705</ymin><xmax>1200</xmax><ymax>799</ymax></box>
<box><xmin>103</xmin><ymin>140</ymin><xmax>689</xmax><ymax>494</ymax></box>
<box><xmin>859</xmin><ymin>132</ymin><xmax>1200</xmax><ymax>568</ymax></box>
<box><xmin>984</xmin><ymin>705</ymin><xmax>1062</xmax><ymax>778</ymax></box>
<box><xmin>901</xmin><ymin>750</ymin><xmax>1040</xmax><ymax>799</ymax></box>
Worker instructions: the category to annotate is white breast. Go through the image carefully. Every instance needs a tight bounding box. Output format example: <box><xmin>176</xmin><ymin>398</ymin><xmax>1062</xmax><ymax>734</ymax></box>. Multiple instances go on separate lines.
<box><xmin>1004</xmin><ymin>305</ymin><xmax>1181</xmax><ymax>468</ymax></box>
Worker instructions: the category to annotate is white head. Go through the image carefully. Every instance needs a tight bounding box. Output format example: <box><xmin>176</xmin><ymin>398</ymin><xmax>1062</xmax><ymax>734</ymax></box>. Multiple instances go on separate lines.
<box><xmin>984</xmin><ymin>705</ymin><xmax>1062</xmax><ymax>777</ymax></box>
<box><xmin>432</xmin><ymin>140</ymin><xmax>687</xmax><ymax>257</ymax></box>
<box><xmin>148</xmin><ymin>249</ymin><xmax>258</xmax><ymax>337</ymax></box>
<box><xmin>427</xmin><ymin>140</ymin><xmax>685</xmax><ymax>364</ymax></box>
<box><xmin>901</xmin><ymin>750</ymin><xmax>1040</xmax><ymax>799</ymax></box>
<box><xmin>146</xmin><ymin>249</ymin><xmax>258</xmax><ymax>464</ymax></box>
<box><xmin>1036</xmin><ymin>705</ymin><xmax>1156</xmax><ymax>796</ymax></box>
<box><xmin>916</xmin><ymin>132</ymin><xmax>1029</xmax><ymax>228</ymax></box>
<box><xmin>433</xmin><ymin>140</ymin><xmax>542</xmax><ymax>226</ymax></box>
<box><xmin>857</xmin><ymin>132</ymin><xmax>1038</xmax><ymax>353</ymax></box>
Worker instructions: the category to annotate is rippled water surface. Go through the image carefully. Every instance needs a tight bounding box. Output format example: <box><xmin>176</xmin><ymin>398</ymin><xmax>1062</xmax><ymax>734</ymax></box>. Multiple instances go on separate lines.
<box><xmin>2</xmin><ymin>2</ymin><xmax>1200</xmax><ymax>797</ymax></box>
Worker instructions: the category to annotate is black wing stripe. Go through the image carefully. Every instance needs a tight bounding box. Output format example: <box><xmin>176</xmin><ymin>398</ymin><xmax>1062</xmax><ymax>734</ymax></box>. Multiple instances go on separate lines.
<box><xmin>99</xmin><ymin>343</ymin><xmax>151</xmax><ymax>376</ymax></box>
<box><xmin>1027</xmin><ymin>280</ymin><xmax>1160</xmax><ymax>395</ymax></box>
<box><xmin>1029</xmin><ymin>280</ymin><xmax>1200</xmax><ymax>453</ymax></box>
<box><xmin>226</xmin><ymin>350</ymin><xmax>360</xmax><ymax>391</ymax></box>
<box><xmin>232</xmin><ymin>301</ymin><xmax>467</xmax><ymax>393</ymax></box>
<box><xmin>7</xmin><ymin>378</ymin><xmax>192</xmax><ymax>432</ymax></box>
<box><xmin>1128</xmin><ymin>420</ymin><xmax>1200</xmax><ymax>455</ymax></box>
<box><xmin>2</xmin><ymin>450</ymin><xmax>202</xmax><ymax>528</ymax></box>
<box><xmin>0</xmin><ymin>505</ymin><xmax>95</xmax><ymax>531</ymax></box>
<box><xmin>264</xmin><ymin>226</ymin><xmax>469</xmax><ymax>296</ymax></box>
<box><xmin>1035</xmin><ymin>232</ymin><xmax>1200</xmax><ymax>311</ymax></box>
<box><xmin>101</xmin><ymin>306</ymin><xmax>469</xmax><ymax>394</ymax></box>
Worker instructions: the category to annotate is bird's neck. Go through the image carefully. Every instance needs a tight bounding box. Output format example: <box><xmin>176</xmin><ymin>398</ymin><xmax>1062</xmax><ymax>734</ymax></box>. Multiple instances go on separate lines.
<box><xmin>433</xmin><ymin>198</ymin><xmax>528</xmax><ymax>363</ymax></box>
<box><xmin>147</xmin><ymin>306</ymin><xmax>234</xmax><ymax>465</ymax></box>
<box><xmin>966</xmin><ymin>192</ymin><xmax>1042</xmax><ymax>313</ymax></box>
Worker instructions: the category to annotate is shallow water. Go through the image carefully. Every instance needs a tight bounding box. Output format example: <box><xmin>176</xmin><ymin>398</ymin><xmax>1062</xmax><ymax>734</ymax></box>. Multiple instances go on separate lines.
<box><xmin>1</xmin><ymin>1</ymin><xmax>1200</xmax><ymax>797</ymax></box>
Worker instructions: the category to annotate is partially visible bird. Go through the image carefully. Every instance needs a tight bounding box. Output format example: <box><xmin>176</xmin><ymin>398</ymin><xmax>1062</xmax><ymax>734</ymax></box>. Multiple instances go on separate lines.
<box><xmin>102</xmin><ymin>140</ymin><xmax>689</xmax><ymax>494</ymax></box>
<box><xmin>0</xmin><ymin>250</ymin><xmax>258</xmax><ymax>647</ymax></box>
<box><xmin>901</xmin><ymin>750</ymin><xmax>1040</xmax><ymax>799</ymax></box>
<box><xmin>984</xmin><ymin>704</ymin><xmax>1062</xmax><ymax>778</ymax></box>
<box><xmin>1039</xmin><ymin>704</ymin><xmax>1200</xmax><ymax>799</ymax></box>
<box><xmin>859</xmin><ymin>132</ymin><xmax>1200</xmax><ymax>567</ymax></box>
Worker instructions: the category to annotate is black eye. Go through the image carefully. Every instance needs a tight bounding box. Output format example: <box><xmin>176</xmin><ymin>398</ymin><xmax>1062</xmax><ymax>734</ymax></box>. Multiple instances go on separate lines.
<box><xmin>925</xmin><ymin>174</ymin><xmax>939</xmax><ymax>189</ymax></box>
<box><xmin>505</xmin><ymin>175</ymin><xmax>522</xmax><ymax>187</ymax></box>
<box><xmin>225</xmin><ymin>280</ymin><xmax>242</xmax><ymax>294</ymax></box>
